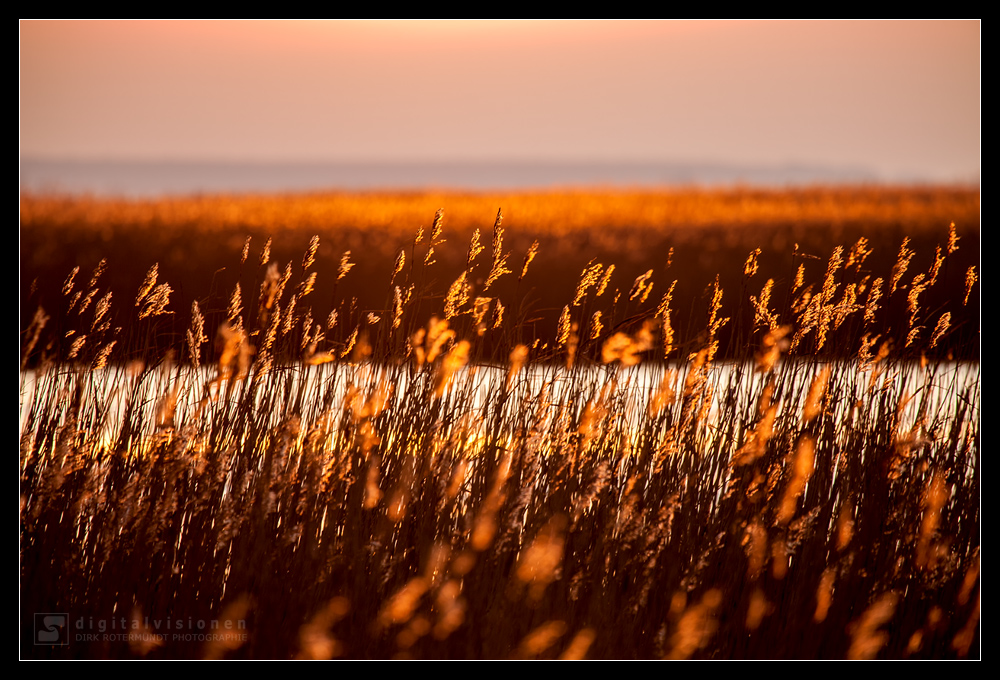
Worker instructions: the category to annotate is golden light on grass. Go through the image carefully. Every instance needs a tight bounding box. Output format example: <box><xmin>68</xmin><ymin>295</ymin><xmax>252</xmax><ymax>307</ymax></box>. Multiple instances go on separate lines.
<box><xmin>802</xmin><ymin>367</ymin><xmax>830</xmax><ymax>423</ymax></box>
<box><xmin>204</xmin><ymin>596</ymin><xmax>252</xmax><ymax>660</ymax></box>
<box><xmin>656</xmin><ymin>280</ymin><xmax>677</xmax><ymax>358</ymax></box>
<box><xmin>134</xmin><ymin>263</ymin><xmax>159</xmax><ymax>307</ymax></box>
<box><xmin>128</xmin><ymin>607</ymin><xmax>165</xmax><ymax>656</ymax></box>
<box><xmin>951</xmin><ymin>596</ymin><xmax>980</xmax><ymax>657</ymax></box>
<box><xmin>444</xmin><ymin>271</ymin><xmax>471</xmax><ymax>319</ymax></box>
<box><xmin>917</xmin><ymin>472</ymin><xmax>948</xmax><ymax>569</ymax></box>
<box><xmin>929</xmin><ymin>312</ymin><xmax>951</xmax><ymax>349</ymax></box>
<box><xmin>297</xmin><ymin>596</ymin><xmax>350</xmax><ymax>660</ymax></box>
<box><xmin>18</xmin><ymin>188</ymin><xmax>979</xmax><ymax>660</ymax></box>
<box><xmin>91</xmin><ymin>339</ymin><xmax>116</xmax><ymax>370</ymax></box>
<box><xmin>963</xmin><ymin>265</ymin><xmax>977</xmax><ymax>305</ymax></box>
<box><xmin>559</xmin><ymin>628</ymin><xmax>596</xmax><ymax>660</ymax></box>
<box><xmin>848</xmin><ymin>592</ymin><xmax>899</xmax><ymax>660</ymax></box>
<box><xmin>890</xmin><ymin>237</ymin><xmax>915</xmax><ymax>294</ymax></box>
<box><xmin>847</xmin><ymin>236</ymin><xmax>872</xmax><ymax>271</ymax></box>
<box><xmin>814</xmin><ymin>568</ymin><xmax>836</xmax><ymax>623</ymax></box>
<box><xmin>601</xmin><ymin>319</ymin><xmax>655</xmax><ymax>366</ymax></box>
<box><xmin>434</xmin><ymin>340</ymin><xmax>470</xmax><ymax>398</ymax></box>
<box><xmin>629</xmin><ymin>269</ymin><xmax>654</xmax><ymax>303</ymax></box>
<box><xmin>836</xmin><ymin>502</ymin><xmax>855</xmax><ymax>552</ymax></box>
<box><xmin>743</xmin><ymin>520</ymin><xmax>768</xmax><ymax>577</ymax></box>
<box><xmin>778</xmin><ymin>436</ymin><xmax>816</xmax><ymax>525</ymax></box>
<box><xmin>746</xmin><ymin>588</ymin><xmax>772</xmax><ymax>631</ymax></box>
<box><xmin>517</xmin><ymin>620</ymin><xmax>568</xmax><ymax>659</ymax></box>
<box><xmin>378</xmin><ymin>577</ymin><xmax>430</xmax><ymax>628</ymax></box>
<box><xmin>755</xmin><ymin>324</ymin><xmax>790</xmax><ymax>373</ymax></box>
<box><xmin>20</xmin><ymin>307</ymin><xmax>49</xmax><ymax>371</ymax></box>
<box><xmin>432</xmin><ymin>579</ymin><xmax>466</xmax><ymax>640</ymax></box>
<box><xmin>337</xmin><ymin>250</ymin><xmax>354</xmax><ymax>280</ymax></box>
<box><xmin>667</xmin><ymin>589</ymin><xmax>722</xmax><ymax>660</ymax></box>
<box><xmin>743</xmin><ymin>247</ymin><xmax>761</xmax><ymax>277</ymax></box>
<box><xmin>186</xmin><ymin>301</ymin><xmax>207</xmax><ymax>368</ymax></box>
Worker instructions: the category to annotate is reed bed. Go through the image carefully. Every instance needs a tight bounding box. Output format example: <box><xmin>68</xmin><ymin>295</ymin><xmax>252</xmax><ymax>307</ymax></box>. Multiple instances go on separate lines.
<box><xmin>20</xmin><ymin>193</ymin><xmax>979</xmax><ymax>659</ymax></box>
<box><xmin>20</xmin><ymin>185</ymin><xmax>980</xmax><ymax>363</ymax></box>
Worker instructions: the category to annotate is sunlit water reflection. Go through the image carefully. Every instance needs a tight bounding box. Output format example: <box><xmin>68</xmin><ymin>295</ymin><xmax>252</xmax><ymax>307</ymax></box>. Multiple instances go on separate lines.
<box><xmin>20</xmin><ymin>357</ymin><xmax>979</xmax><ymax>472</ymax></box>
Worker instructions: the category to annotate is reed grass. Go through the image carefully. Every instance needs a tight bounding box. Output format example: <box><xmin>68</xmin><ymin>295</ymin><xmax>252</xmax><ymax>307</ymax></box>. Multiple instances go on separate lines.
<box><xmin>20</xmin><ymin>191</ymin><xmax>979</xmax><ymax>659</ymax></box>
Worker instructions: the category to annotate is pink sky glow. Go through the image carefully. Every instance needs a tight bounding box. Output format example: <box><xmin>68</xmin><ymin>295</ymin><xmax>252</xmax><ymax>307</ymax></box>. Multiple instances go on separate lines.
<box><xmin>20</xmin><ymin>20</ymin><xmax>980</xmax><ymax>183</ymax></box>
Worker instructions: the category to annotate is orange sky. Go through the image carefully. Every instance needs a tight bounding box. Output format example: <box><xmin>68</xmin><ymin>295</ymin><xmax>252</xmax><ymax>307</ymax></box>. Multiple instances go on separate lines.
<box><xmin>19</xmin><ymin>20</ymin><xmax>980</xmax><ymax>182</ymax></box>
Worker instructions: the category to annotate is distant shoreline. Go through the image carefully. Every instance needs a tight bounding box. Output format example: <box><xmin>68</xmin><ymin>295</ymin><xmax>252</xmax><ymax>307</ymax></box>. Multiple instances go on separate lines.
<box><xmin>19</xmin><ymin>158</ymin><xmax>954</xmax><ymax>199</ymax></box>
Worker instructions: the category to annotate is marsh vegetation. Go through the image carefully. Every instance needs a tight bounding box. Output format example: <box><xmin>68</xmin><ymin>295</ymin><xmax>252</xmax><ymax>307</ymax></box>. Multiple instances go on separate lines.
<box><xmin>20</xmin><ymin>187</ymin><xmax>979</xmax><ymax>658</ymax></box>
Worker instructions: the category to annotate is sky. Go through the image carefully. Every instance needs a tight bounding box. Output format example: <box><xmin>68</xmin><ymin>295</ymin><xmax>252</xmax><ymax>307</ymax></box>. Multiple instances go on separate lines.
<box><xmin>19</xmin><ymin>20</ymin><xmax>981</xmax><ymax>183</ymax></box>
